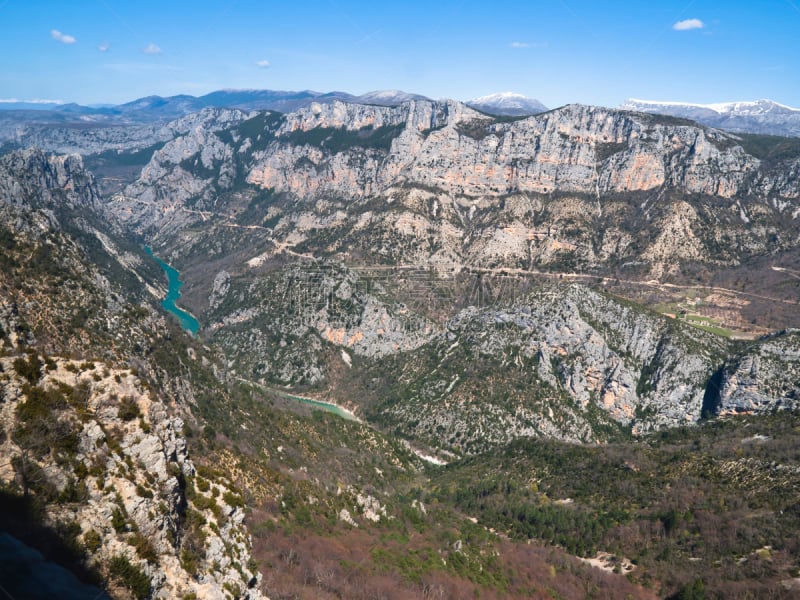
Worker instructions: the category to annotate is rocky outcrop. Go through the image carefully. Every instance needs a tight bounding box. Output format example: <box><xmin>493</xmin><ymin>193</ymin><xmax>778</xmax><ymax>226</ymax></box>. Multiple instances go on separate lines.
<box><xmin>0</xmin><ymin>355</ymin><xmax>264</xmax><ymax>599</ymax></box>
<box><xmin>716</xmin><ymin>330</ymin><xmax>800</xmax><ymax>414</ymax></box>
<box><xmin>0</xmin><ymin>148</ymin><xmax>100</xmax><ymax>213</ymax></box>
<box><xmin>0</xmin><ymin>147</ymin><xmax>272</xmax><ymax>597</ymax></box>
<box><xmin>242</xmin><ymin>102</ymin><xmax>794</xmax><ymax>200</ymax></box>
<box><xmin>0</xmin><ymin>148</ymin><xmax>168</xmax><ymax>361</ymax></box>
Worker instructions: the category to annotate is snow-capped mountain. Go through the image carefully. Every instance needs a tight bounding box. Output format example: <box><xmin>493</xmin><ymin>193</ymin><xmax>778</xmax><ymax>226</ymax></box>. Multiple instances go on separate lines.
<box><xmin>355</xmin><ymin>90</ymin><xmax>431</xmax><ymax>106</ymax></box>
<box><xmin>619</xmin><ymin>98</ymin><xmax>800</xmax><ymax>137</ymax></box>
<box><xmin>467</xmin><ymin>92</ymin><xmax>548</xmax><ymax>116</ymax></box>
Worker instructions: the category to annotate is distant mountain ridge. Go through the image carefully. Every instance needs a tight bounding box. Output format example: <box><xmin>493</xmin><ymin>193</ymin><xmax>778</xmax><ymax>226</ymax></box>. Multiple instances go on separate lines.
<box><xmin>6</xmin><ymin>91</ymin><xmax>800</xmax><ymax>136</ymax></box>
<box><xmin>620</xmin><ymin>98</ymin><xmax>800</xmax><ymax>136</ymax></box>
<box><xmin>0</xmin><ymin>88</ymin><xmax>548</xmax><ymax>123</ymax></box>
<box><xmin>0</xmin><ymin>89</ymin><xmax>434</xmax><ymax>123</ymax></box>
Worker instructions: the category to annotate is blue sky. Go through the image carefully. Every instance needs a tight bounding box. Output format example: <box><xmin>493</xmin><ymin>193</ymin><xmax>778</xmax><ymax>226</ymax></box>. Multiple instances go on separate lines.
<box><xmin>2</xmin><ymin>0</ymin><xmax>799</xmax><ymax>108</ymax></box>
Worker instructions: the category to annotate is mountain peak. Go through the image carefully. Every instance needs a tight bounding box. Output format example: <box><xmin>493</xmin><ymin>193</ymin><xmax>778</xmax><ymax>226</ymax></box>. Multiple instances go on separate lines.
<box><xmin>355</xmin><ymin>90</ymin><xmax>431</xmax><ymax>105</ymax></box>
<box><xmin>466</xmin><ymin>92</ymin><xmax>547</xmax><ymax>116</ymax></box>
<box><xmin>470</xmin><ymin>91</ymin><xmax>528</xmax><ymax>102</ymax></box>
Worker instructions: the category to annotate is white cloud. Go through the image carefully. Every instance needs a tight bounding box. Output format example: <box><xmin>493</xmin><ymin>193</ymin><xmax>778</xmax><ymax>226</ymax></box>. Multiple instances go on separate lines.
<box><xmin>143</xmin><ymin>43</ymin><xmax>162</xmax><ymax>55</ymax></box>
<box><xmin>510</xmin><ymin>41</ymin><xmax>547</xmax><ymax>49</ymax></box>
<box><xmin>256</xmin><ymin>59</ymin><xmax>271</xmax><ymax>68</ymax></box>
<box><xmin>51</xmin><ymin>29</ymin><xmax>76</xmax><ymax>44</ymax></box>
<box><xmin>98</xmin><ymin>42</ymin><xmax>110</xmax><ymax>52</ymax></box>
<box><xmin>673</xmin><ymin>18</ymin><xmax>705</xmax><ymax>31</ymax></box>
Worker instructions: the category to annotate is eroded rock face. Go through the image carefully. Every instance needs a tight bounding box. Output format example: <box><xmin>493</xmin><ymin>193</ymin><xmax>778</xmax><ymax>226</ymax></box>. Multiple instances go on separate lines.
<box><xmin>0</xmin><ymin>148</ymin><xmax>100</xmax><ymax>212</ymax></box>
<box><xmin>116</xmin><ymin>110</ymin><xmax>253</xmax><ymax>237</ymax></box>
<box><xmin>207</xmin><ymin>264</ymin><xmax>438</xmax><ymax>386</ymax></box>
<box><xmin>245</xmin><ymin>103</ymin><xmax>784</xmax><ymax>200</ymax></box>
<box><xmin>107</xmin><ymin>100</ymin><xmax>800</xmax><ymax>281</ymax></box>
<box><xmin>0</xmin><ymin>356</ymin><xmax>265</xmax><ymax>599</ymax></box>
<box><xmin>362</xmin><ymin>284</ymin><xmax>728</xmax><ymax>453</ymax></box>
<box><xmin>717</xmin><ymin>330</ymin><xmax>800</xmax><ymax>414</ymax></box>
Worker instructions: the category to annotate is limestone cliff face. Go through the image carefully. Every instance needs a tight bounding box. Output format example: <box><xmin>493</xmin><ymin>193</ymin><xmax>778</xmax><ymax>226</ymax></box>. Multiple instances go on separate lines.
<box><xmin>0</xmin><ymin>150</ymin><xmax>269</xmax><ymax>598</ymax></box>
<box><xmin>203</xmin><ymin>263</ymin><xmax>732</xmax><ymax>450</ymax></box>
<box><xmin>111</xmin><ymin>100</ymin><xmax>800</xmax><ymax>280</ymax></box>
<box><xmin>113</xmin><ymin>109</ymin><xmax>254</xmax><ymax>237</ymax></box>
<box><xmin>245</xmin><ymin>103</ymin><xmax>787</xmax><ymax>200</ymax></box>
<box><xmin>206</xmin><ymin>263</ymin><xmax>438</xmax><ymax>387</ymax></box>
<box><xmin>361</xmin><ymin>284</ymin><xmax>727</xmax><ymax>453</ymax></box>
<box><xmin>0</xmin><ymin>356</ymin><xmax>264</xmax><ymax>599</ymax></box>
<box><xmin>0</xmin><ymin>148</ymin><xmax>165</xmax><ymax>360</ymax></box>
<box><xmin>717</xmin><ymin>330</ymin><xmax>800</xmax><ymax>414</ymax></box>
<box><xmin>0</xmin><ymin>148</ymin><xmax>100</xmax><ymax>213</ymax></box>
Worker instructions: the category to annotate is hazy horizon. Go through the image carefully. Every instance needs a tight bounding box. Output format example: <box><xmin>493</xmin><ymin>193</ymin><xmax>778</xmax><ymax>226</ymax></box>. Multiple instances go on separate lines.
<box><xmin>2</xmin><ymin>0</ymin><xmax>799</xmax><ymax>108</ymax></box>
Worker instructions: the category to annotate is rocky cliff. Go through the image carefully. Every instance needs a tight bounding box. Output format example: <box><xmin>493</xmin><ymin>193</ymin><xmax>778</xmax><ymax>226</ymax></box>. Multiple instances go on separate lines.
<box><xmin>206</xmin><ymin>263</ymin><xmax>438</xmax><ymax>387</ymax></box>
<box><xmin>0</xmin><ymin>148</ymin><xmax>167</xmax><ymax>359</ymax></box>
<box><xmin>716</xmin><ymin>329</ymin><xmax>800</xmax><ymax>414</ymax></box>
<box><xmin>4</xmin><ymin>97</ymin><xmax>800</xmax><ymax>598</ymax></box>
<box><xmin>345</xmin><ymin>283</ymin><xmax>728</xmax><ymax>454</ymax></box>
<box><xmin>0</xmin><ymin>149</ymin><xmax>268</xmax><ymax>598</ymax></box>
<box><xmin>85</xmin><ymin>98</ymin><xmax>800</xmax><ymax>452</ymax></box>
<box><xmin>244</xmin><ymin>101</ymin><xmax>796</xmax><ymax>200</ymax></box>
<box><xmin>104</xmin><ymin>100</ymin><xmax>800</xmax><ymax>282</ymax></box>
<box><xmin>0</xmin><ymin>148</ymin><xmax>100</xmax><ymax>212</ymax></box>
<box><xmin>0</xmin><ymin>354</ymin><xmax>263</xmax><ymax>599</ymax></box>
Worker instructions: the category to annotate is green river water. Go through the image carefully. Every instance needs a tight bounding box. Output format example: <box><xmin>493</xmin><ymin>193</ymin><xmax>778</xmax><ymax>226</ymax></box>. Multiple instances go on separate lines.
<box><xmin>146</xmin><ymin>248</ymin><xmax>355</xmax><ymax>420</ymax></box>
<box><xmin>145</xmin><ymin>247</ymin><xmax>200</xmax><ymax>336</ymax></box>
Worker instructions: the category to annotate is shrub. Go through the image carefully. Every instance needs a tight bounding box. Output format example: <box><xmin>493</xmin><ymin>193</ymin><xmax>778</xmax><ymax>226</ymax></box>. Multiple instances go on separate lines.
<box><xmin>223</xmin><ymin>491</ymin><xmax>245</xmax><ymax>509</ymax></box>
<box><xmin>13</xmin><ymin>352</ymin><xmax>42</xmax><ymax>384</ymax></box>
<box><xmin>14</xmin><ymin>385</ymin><xmax>78</xmax><ymax>461</ymax></box>
<box><xmin>181</xmin><ymin>548</ymin><xmax>200</xmax><ymax>576</ymax></box>
<box><xmin>11</xmin><ymin>454</ymin><xmax>58</xmax><ymax>500</ymax></box>
<box><xmin>111</xmin><ymin>506</ymin><xmax>128</xmax><ymax>533</ymax></box>
<box><xmin>83</xmin><ymin>529</ymin><xmax>102</xmax><ymax>552</ymax></box>
<box><xmin>109</xmin><ymin>554</ymin><xmax>152</xmax><ymax>599</ymax></box>
<box><xmin>130</xmin><ymin>533</ymin><xmax>158</xmax><ymax>563</ymax></box>
<box><xmin>118</xmin><ymin>396</ymin><xmax>140</xmax><ymax>421</ymax></box>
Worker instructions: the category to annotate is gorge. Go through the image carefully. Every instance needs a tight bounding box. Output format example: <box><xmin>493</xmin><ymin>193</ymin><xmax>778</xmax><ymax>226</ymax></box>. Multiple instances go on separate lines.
<box><xmin>1</xmin><ymin>92</ymin><xmax>799</xmax><ymax>599</ymax></box>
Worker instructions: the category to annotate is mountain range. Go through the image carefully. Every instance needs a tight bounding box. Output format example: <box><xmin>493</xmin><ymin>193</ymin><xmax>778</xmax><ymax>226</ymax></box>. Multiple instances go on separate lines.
<box><xmin>0</xmin><ymin>89</ymin><xmax>438</xmax><ymax>122</ymax></box>
<box><xmin>0</xmin><ymin>89</ymin><xmax>549</xmax><ymax>120</ymax></box>
<box><xmin>7</xmin><ymin>88</ymin><xmax>800</xmax><ymax>137</ymax></box>
<box><xmin>619</xmin><ymin>98</ymin><xmax>800</xmax><ymax>136</ymax></box>
<box><xmin>1</xmin><ymin>89</ymin><xmax>800</xmax><ymax>598</ymax></box>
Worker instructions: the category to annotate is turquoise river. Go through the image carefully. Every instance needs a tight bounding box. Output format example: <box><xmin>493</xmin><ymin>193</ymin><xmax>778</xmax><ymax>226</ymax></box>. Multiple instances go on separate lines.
<box><xmin>146</xmin><ymin>248</ymin><xmax>355</xmax><ymax>420</ymax></box>
<box><xmin>145</xmin><ymin>247</ymin><xmax>200</xmax><ymax>336</ymax></box>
